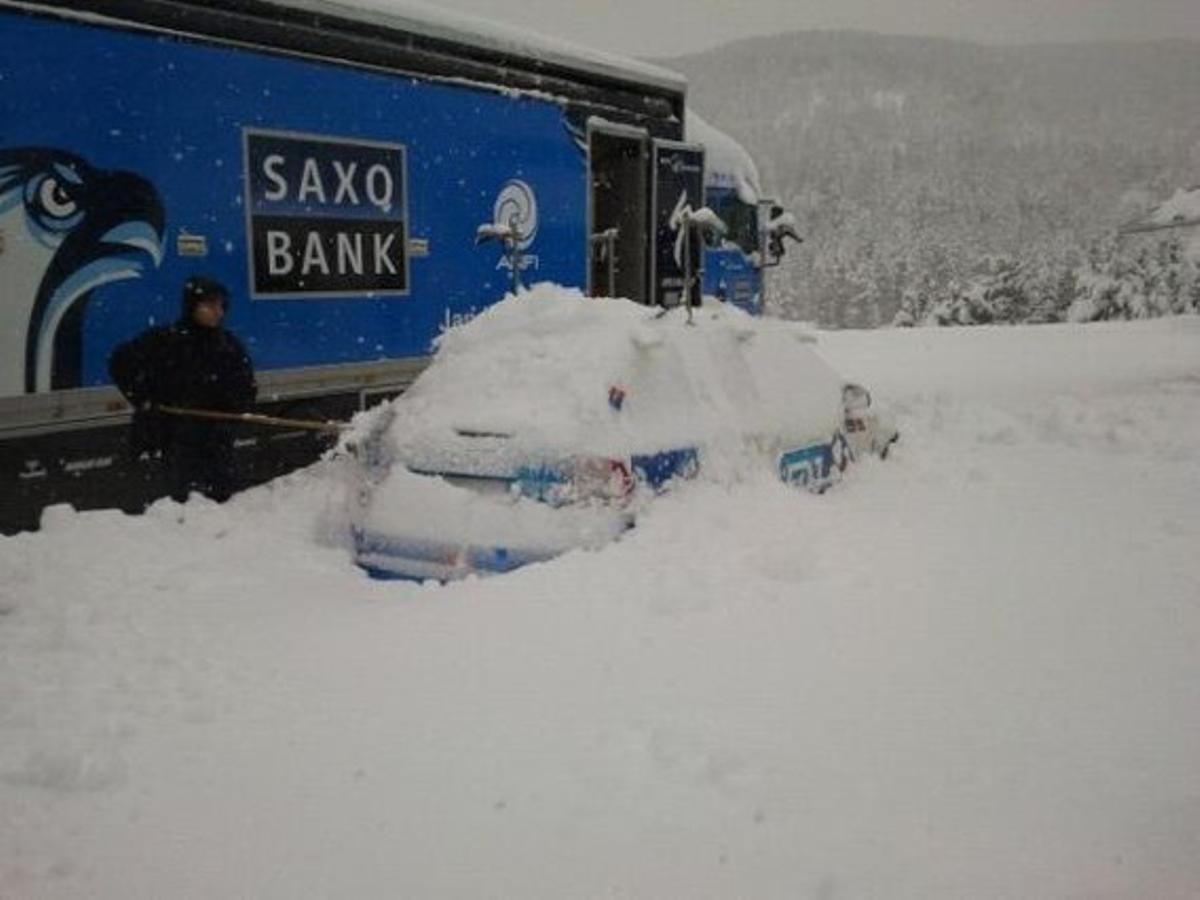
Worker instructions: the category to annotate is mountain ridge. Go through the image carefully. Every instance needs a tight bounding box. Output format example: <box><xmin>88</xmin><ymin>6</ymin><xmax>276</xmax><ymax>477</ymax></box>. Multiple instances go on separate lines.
<box><xmin>653</xmin><ymin>31</ymin><xmax>1200</xmax><ymax>325</ymax></box>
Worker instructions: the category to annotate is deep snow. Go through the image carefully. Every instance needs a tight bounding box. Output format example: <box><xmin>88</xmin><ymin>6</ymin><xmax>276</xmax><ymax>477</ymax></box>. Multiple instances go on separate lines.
<box><xmin>358</xmin><ymin>288</ymin><xmax>851</xmax><ymax>573</ymax></box>
<box><xmin>2</xmin><ymin>314</ymin><xmax>1199</xmax><ymax>899</ymax></box>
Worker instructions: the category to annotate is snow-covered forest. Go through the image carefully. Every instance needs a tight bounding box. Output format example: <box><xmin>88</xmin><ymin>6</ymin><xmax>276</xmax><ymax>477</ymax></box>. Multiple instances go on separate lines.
<box><xmin>665</xmin><ymin>32</ymin><xmax>1200</xmax><ymax>327</ymax></box>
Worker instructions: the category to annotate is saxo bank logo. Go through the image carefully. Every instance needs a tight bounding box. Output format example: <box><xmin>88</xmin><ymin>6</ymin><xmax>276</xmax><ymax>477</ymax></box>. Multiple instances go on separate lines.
<box><xmin>244</xmin><ymin>128</ymin><xmax>409</xmax><ymax>298</ymax></box>
<box><xmin>492</xmin><ymin>179</ymin><xmax>539</xmax><ymax>271</ymax></box>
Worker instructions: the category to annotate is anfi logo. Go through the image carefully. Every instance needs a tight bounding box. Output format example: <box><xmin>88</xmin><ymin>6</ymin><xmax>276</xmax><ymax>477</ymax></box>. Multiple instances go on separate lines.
<box><xmin>493</xmin><ymin>179</ymin><xmax>538</xmax><ymax>251</ymax></box>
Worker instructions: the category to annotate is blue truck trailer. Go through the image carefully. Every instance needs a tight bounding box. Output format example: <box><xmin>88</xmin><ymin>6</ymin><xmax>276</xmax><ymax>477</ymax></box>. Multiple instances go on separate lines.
<box><xmin>0</xmin><ymin>0</ymin><xmax>794</xmax><ymax>533</ymax></box>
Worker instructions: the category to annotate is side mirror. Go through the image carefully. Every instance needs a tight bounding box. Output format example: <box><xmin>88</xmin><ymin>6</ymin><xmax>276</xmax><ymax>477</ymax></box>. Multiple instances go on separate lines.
<box><xmin>768</xmin><ymin>207</ymin><xmax>801</xmax><ymax>259</ymax></box>
<box><xmin>757</xmin><ymin>200</ymin><xmax>801</xmax><ymax>268</ymax></box>
<box><xmin>843</xmin><ymin>383</ymin><xmax>871</xmax><ymax>411</ymax></box>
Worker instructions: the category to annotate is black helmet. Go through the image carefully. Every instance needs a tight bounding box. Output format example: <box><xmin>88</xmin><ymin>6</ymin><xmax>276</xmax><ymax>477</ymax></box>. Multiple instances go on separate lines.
<box><xmin>182</xmin><ymin>276</ymin><xmax>230</xmax><ymax>314</ymax></box>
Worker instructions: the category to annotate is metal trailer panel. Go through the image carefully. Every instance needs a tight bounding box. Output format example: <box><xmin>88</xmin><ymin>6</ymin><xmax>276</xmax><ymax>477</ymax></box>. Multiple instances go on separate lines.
<box><xmin>10</xmin><ymin>0</ymin><xmax>687</xmax><ymax>125</ymax></box>
<box><xmin>1</xmin><ymin>8</ymin><xmax>591</xmax><ymax>389</ymax></box>
<box><xmin>650</xmin><ymin>139</ymin><xmax>706</xmax><ymax>309</ymax></box>
<box><xmin>0</xmin><ymin>3</ymin><xmax>684</xmax><ymax>531</ymax></box>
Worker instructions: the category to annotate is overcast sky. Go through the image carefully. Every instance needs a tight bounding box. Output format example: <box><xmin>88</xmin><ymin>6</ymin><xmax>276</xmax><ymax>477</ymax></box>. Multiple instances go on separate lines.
<box><xmin>422</xmin><ymin>0</ymin><xmax>1200</xmax><ymax>58</ymax></box>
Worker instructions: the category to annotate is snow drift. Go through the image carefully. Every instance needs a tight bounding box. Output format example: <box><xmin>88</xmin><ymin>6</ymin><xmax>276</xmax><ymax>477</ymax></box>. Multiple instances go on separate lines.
<box><xmin>2</xmin><ymin>315</ymin><xmax>1199</xmax><ymax>899</ymax></box>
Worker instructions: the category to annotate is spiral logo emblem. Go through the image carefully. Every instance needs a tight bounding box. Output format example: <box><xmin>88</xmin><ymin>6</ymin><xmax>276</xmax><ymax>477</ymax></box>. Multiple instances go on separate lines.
<box><xmin>493</xmin><ymin>179</ymin><xmax>538</xmax><ymax>250</ymax></box>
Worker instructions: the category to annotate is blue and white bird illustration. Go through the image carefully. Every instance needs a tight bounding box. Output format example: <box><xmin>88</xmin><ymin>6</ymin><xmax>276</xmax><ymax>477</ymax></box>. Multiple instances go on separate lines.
<box><xmin>0</xmin><ymin>148</ymin><xmax>164</xmax><ymax>394</ymax></box>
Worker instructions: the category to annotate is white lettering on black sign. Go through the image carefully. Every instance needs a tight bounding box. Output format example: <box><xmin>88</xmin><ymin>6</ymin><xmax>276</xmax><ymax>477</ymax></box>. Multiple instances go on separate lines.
<box><xmin>244</xmin><ymin>129</ymin><xmax>408</xmax><ymax>297</ymax></box>
<box><xmin>653</xmin><ymin>144</ymin><xmax>705</xmax><ymax>307</ymax></box>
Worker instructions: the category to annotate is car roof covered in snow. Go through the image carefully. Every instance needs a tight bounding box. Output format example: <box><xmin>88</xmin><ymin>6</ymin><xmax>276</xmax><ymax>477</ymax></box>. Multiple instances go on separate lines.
<box><xmin>375</xmin><ymin>284</ymin><xmax>845</xmax><ymax>462</ymax></box>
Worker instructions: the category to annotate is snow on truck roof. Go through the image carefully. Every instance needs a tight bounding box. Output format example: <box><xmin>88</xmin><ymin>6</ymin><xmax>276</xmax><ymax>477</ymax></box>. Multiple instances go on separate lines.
<box><xmin>686</xmin><ymin>109</ymin><xmax>762</xmax><ymax>205</ymax></box>
<box><xmin>267</xmin><ymin>0</ymin><xmax>688</xmax><ymax>96</ymax></box>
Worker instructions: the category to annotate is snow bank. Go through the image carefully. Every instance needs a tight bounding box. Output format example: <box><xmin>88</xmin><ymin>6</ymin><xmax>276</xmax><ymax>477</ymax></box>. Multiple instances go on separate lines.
<box><xmin>817</xmin><ymin>316</ymin><xmax>1200</xmax><ymax>404</ymax></box>
<box><xmin>3</xmin><ymin>318</ymin><xmax>1200</xmax><ymax>899</ymax></box>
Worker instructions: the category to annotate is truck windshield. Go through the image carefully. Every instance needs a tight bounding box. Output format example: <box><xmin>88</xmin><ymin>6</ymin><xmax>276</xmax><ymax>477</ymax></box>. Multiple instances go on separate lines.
<box><xmin>708</xmin><ymin>189</ymin><xmax>758</xmax><ymax>256</ymax></box>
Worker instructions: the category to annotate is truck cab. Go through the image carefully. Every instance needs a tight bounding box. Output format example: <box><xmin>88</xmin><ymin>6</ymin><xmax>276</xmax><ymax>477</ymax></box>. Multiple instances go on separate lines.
<box><xmin>688</xmin><ymin>110</ymin><xmax>800</xmax><ymax>315</ymax></box>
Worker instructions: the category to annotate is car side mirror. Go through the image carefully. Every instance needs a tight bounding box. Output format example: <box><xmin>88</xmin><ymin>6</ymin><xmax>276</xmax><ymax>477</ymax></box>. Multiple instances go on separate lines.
<box><xmin>843</xmin><ymin>383</ymin><xmax>871</xmax><ymax>410</ymax></box>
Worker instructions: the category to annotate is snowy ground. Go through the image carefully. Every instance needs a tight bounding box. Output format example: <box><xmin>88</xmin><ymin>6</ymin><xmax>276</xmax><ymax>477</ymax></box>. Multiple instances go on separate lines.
<box><xmin>2</xmin><ymin>316</ymin><xmax>1199</xmax><ymax>899</ymax></box>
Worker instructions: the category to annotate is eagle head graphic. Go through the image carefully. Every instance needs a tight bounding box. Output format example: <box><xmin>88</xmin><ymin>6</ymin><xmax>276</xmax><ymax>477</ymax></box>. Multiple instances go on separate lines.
<box><xmin>0</xmin><ymin>148</ymin><xmax>165</xmax><ymax>393</ymax></box>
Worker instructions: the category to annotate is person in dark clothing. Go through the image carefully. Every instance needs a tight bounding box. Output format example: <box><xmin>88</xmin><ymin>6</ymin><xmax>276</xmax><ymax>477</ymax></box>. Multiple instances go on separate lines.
<box><xmin>109</xmin><ymin>276</ymin><xmax>256</xmax><ymax>503</ymax></box>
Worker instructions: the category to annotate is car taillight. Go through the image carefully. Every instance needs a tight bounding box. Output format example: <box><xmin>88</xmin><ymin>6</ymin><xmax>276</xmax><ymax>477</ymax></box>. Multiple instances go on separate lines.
<box><xmin>570</xmin><ymin>457</ymin><xmax>634</xmax><ymax>504</ymax></box>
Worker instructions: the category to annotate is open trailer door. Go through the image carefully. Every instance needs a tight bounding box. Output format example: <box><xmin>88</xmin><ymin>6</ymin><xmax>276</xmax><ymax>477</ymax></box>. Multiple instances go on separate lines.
<box><xmin>588</xmin><ymin>122</ymin><xmax>649</xmax><ymax>301</ymax></box>
<box><xmin>650</xmin><ymin>140</ymin><xmax>706</xmax><ymax>308</ymax></box>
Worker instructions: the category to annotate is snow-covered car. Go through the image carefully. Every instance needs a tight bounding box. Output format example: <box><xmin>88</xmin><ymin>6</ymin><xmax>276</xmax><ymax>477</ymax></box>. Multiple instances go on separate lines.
<box><xmin>349</xmin><ymin>285</ymin><xmax>898</xmax><ymax>581</ymax></box>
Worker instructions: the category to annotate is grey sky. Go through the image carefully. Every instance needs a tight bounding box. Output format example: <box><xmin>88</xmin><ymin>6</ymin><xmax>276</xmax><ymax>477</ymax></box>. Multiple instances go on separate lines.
<box><xmin>424</xmin><ymin>0</ymin><xmax>1200</xmax><ymax>57</ymax></box>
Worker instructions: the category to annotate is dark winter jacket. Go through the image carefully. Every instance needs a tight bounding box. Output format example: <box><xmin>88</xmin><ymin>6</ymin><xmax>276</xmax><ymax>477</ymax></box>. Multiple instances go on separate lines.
<box><xmin>110</xmin><ymin>321</ymin><xmax>255</xmax><ymax>413</ymax></box>
<box><xmin>109</xmin><ymin>319</ymin><xmax>256</xmax><ymax>454</ymax></box>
